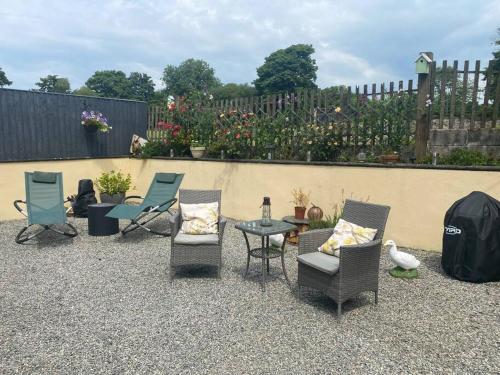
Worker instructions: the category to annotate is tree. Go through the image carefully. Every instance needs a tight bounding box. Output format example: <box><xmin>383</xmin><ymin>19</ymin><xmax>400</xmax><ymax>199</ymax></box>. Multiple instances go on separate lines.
<box><xmin>254</xmin><ymin>44</ymin><xmax>318</xmax><ymax>94</ymax></box>
<box><xmin>127</xmin><ymin>72</ymin><xmax>155</xmax><ymax>101</ymax></box>
<box><xmin>0</xmin><ymin>67</ymin><xmax>12</xmax><ymax>87</ymax></box>
<box><xmin>162</xmin><ymin>59</ymin><xmax>221</xmax><ymax>96</ymax></box>
<box><xmin>86</xmin><ymin>70</ymin><xmax>130</xmax><ymax>98</ymax></box>
<box><xmin>35</xmin><ymin>75</ymin><xmax>71</xmax><ymax>93</ymax></box>
<box><xmin>485</xmin><ymin>28</ymin><xmax>499</xmax><ymax>99</ymax></box>
<box><xmin>72</xmin><ymin>85</ymin><xmax>99</xmax><ymax>97</ymax></box>
<box><xmin>212</xmin><ymin>83</ymin><xmax>257</xmax><ymax>100</ymax></box>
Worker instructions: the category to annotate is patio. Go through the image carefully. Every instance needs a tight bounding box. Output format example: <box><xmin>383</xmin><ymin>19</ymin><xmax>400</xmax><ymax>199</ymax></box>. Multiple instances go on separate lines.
<box><xmin>0</xmin><ymin>217</ymin><xmax>497</xmax><ymax>374</ymax></box>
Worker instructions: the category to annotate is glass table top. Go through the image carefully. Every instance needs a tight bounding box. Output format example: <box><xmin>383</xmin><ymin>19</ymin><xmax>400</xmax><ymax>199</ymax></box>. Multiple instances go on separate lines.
<box><xmin>235</xmin><ymin>219</ymin><xmax>297</xmax><ymax>236</ymax></box>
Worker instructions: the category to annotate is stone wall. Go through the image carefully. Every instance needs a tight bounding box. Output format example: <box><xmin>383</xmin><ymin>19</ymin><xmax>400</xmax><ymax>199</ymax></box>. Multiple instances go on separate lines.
<box><xmin>429</xmin><ymin>128</ymin><xmax>500</xmax><ymax>157</ymax></box>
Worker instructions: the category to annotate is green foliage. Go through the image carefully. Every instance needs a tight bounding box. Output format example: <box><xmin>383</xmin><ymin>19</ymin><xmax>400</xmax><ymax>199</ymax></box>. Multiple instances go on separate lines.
<box><xmin>147</xmin><ymin>89</ymin><xmax>417</xmax><ymax>162</ymax></box>
<box><xmin>212</xmin><ymin>83</ymin><xmax>257</xmax><ymax>100</ymax></box>
<box><xmin>432</xmin><ymin>66</ymin><xmax>475</xmax><ymax>117</ymax></box>
<box><xmin>162</xmin><ymin>59</ymin><xmax>221</xmax><ymax>96</ymax></box>
<box><xmin>85</xmin><ymin>70</ymin><xmax>129</xmax><ymax>98</ymax></box>
<box><xmin>485</xmin><ymin>28</ymin><xmax>499</xmax><ymax>98</ymax></box>
<box><xmin>94</xmin><ymin>170</ymin><xmax>132</xmax><ymax>195</ymax></box>
<box><xmin>73</xmin><ymin>86</ymin><xmax>99</xmax><ymax>96</ymax></box>
<box><xmin>35</xmin><ymin>75</ymin><xmax>71</xmax><ymax>93</ymax></box>
<box><xmin>140</xmin><ymin>140</ymin><xmax>171</xmax><ymax>158</ymax></box>
<box><xmin>0</xmin><ymin>67</ymin><xmax>12</xmax><ymax>87</ymax></box>
<box><xmin>429</xmin><ymin>148</ymin><xmax>499</xmax><ymax>166</ymax></box>
<box><xmin>254</xmin><ymin>44</ymin><xmax>318</xmax><ymax>94</ymax></box>
<box><xmin>309</xmin><ymin>191</ymin><xmax>369</xmax><ymax>229</ymax></box>
<box><xmin>127</xmin><ymin>72</ymin><xmax>155</xmax><ymax>101</ymax></box>
<box><xmin>358</xmin><ymin>91</ymin><xmax>416</xmax><ymax>153</ymax></box>
<box><xmin>309</xmin><ymin>215</ymin><xmax>340</xmax><ymax>230</ymax></box>
<box><xmin>85</xmin><ymin>71</ymin><xmax>154</xmax><ymax>100</ymax></box>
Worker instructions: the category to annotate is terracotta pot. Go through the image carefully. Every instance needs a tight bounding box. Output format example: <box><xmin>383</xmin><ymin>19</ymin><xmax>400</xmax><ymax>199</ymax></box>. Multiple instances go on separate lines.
<box><xmin>100</xmin><ymin>192</ymin><xmax>125</xmax><ymax>204</ymax></box>
<box><xmin>379</xmin><ymin>154</ymin><xmax>400</xmax><ymax>164</ymax></box>
<box><xmin>294</xmin><ymin>206</ymin><xmax>306</xmax><ymax>220</ymax></box>
<box><xmin>190</xmin><ymin>146</ymin><xmax>206</xmax><ymax>158</ymax></box>
<box><xmin>307</xmin><ymin>204</ymin><xmax>324</xmax><ymax>220</ymax></box>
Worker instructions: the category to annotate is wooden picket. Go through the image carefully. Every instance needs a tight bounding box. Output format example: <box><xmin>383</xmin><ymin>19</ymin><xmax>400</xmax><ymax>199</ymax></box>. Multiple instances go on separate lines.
<box><xmin>147</xmin><ymin>60</ymin><xmax>500</xmax><ymax>144</ymax></box>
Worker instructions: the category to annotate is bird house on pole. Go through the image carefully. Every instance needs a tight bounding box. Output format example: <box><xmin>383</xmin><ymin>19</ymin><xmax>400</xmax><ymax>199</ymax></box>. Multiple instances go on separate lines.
<box><xmin>415</xmin><ymin>52</ymin><xmax>433</xmax><ymax>74</ymax></box>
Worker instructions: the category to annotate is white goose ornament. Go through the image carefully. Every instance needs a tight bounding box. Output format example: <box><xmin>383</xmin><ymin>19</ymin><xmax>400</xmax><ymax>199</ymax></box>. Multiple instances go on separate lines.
<box><xmin>385</xmin><ymin>240</ymin><xmax>420</xmax><ymax>270</ymax></box>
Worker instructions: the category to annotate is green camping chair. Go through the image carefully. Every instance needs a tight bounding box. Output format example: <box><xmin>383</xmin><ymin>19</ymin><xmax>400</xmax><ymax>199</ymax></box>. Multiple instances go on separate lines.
<box><xmin>14</xmin><ymin>171</ymin><xmax>78</xmax><ymax>244</ymax></box>
<box><xmin>106</xmin><ymin>173</ymin><xmax>184</xmax><ymax>236</ymax></box>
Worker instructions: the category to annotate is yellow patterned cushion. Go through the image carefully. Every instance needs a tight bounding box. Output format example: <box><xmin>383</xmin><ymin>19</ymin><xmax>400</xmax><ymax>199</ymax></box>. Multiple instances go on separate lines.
<box><xmin>180</xmin><ymin>202</ymin><xmax>219</xmax><ymax>235</ymax></box>
<box><xmin>318</xmin><ymin>219</ymin><xmax>377</xmax><ymax>256</ymax></box>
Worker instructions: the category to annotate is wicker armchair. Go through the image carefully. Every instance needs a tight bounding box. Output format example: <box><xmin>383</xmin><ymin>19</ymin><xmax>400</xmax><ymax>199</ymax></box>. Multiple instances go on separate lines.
<box><xmin>297</xmin><ymin>200</ymin><xmax>390</xmax><ymax>317</ymax></box>
<box><xmin>169</xmin><ymin>190</ymin><xmax>225</xmax><ymax>279</ymax></box>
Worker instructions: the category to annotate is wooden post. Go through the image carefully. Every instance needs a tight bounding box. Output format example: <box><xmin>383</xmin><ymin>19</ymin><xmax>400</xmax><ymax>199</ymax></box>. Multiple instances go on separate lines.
<box><xmin>415</xmin><ymin>52</ymin><xmax>433</xmax><ymax>162</ymax></box>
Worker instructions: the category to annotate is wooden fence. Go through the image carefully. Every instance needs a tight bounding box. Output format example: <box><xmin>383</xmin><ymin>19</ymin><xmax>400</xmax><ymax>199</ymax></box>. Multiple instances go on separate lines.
<box><xmin>147</xmin><ymin>81</ymin><xmax>419</xmax><ymax>154</ymax></box>
<box><xmin>430</xmin><ymin>59</ymin><xmax>499</xmax><ymax>129</ymax></box>
<box><xmin>147</xmin><ymin>59</ymin><xmax>499</xmax><ymax>136</ymax></box>
<box><xmin>0</xmin><ymin>89</ymin><xmax>147</xmax><ymax>161</ymax></box>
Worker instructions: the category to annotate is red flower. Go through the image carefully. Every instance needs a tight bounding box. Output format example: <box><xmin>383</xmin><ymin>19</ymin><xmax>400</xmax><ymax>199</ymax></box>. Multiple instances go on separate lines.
<box><xmin>235</xmin><ymin>133</ymin><xmax>241</xmax><ymax>139</ymax></box>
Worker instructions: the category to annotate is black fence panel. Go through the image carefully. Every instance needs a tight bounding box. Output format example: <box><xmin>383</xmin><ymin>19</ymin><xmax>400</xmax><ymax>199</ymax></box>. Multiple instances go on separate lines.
<box><xmin>0</xmin><ymin>89</ymin><xmax>147</xmax><ymax>161</ymax></box>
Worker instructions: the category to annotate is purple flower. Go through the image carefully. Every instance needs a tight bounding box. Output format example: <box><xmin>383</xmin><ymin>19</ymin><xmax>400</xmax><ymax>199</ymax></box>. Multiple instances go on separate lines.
<box><xmin>81</xmin><ymin>110</ymin><xmax>111</xmax><ymax>132</ymax></box>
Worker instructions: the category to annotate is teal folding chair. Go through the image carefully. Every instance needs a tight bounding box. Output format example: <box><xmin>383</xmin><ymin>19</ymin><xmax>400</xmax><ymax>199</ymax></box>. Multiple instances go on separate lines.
<box><xmin>14</xmin><ymin>171</ymin><xmax>77</xmax><ymax>244</ymax></box>
<box><xmin>106</xmin><ymin>173</ymin><xmax>184</xmax><ymax>236</ymax></box>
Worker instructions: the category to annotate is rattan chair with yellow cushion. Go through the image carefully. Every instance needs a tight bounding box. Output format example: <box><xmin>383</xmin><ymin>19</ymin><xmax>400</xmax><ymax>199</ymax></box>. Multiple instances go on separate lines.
<box><xmin>169</xmin><ymin>190</ymin><xmax>225</xmax><ymax>279</ymax></box>
<box><xmin>297</xmin><ymin>200</ymin><xmax>390</xmax><ymax>318</ymax></box>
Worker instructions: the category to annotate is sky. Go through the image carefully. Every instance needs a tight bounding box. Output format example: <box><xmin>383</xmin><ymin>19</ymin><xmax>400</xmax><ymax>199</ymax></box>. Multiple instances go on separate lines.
<box><xmin>0</xmin><ymin>0</ymin><xmax>499</xmax><ymax>91</ymax></box>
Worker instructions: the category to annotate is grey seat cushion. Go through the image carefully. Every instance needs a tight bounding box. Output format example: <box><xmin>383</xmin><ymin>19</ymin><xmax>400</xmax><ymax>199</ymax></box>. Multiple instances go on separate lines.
<box><xmin>174</xmin><ymin>233</ymin><xmax>219</xmax><ymax>245</ymax></box>
<box><xmin>297</xmin><ymin>252</ymin><xmax>340</xmax><ymax>275</ymax></box>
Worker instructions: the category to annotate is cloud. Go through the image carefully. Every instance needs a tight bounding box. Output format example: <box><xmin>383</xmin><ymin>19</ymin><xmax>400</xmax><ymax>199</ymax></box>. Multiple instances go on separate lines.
<box><xmin>0</xmin><ymin>0</ymin><xmax>498</xmax><ymax>90</ymax></box>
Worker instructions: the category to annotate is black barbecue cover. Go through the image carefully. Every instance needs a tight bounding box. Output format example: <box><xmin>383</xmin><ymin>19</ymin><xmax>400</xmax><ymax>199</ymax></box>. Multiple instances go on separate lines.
<box><xmin>72</xmin><ymin>179</ymin><xmax>97</xmax><ymax>218</ymax></box>
<box><xmin>442</xmin><ymin>191</ymin><xmax>500</xmax><ymax>283</ymax></box>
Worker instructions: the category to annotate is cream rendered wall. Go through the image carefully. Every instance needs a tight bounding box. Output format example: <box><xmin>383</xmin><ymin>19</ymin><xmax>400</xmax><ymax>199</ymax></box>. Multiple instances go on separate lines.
<box><xmin>1</xmin><ymin>157</ymin><xmax>499</xmax><ymax>251</ymax></box>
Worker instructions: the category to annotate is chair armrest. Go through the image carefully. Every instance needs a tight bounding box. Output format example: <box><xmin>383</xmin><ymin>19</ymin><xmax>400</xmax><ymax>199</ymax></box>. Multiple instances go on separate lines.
<box><xmin>169</xmin><ymin>212</ymin><xmax>182</xmax><ymax>239</ymax></box>
<box><xmin>338</xmin><ymin>239</ymin><xmax>383</xmax><ymax>279</ymax></box>
<box><xmin>298</xmin><ymin>228</ymin><xmax>334</xmax><ymax>255</ymax></box>
<box><xmin>13</xmin><ymin>200</ymin><xmax>28</xmax><ymax>217</ymax></box>
<box><xmin>218</xmin><ymin>216</ymin><xmax>227</xmax><ymax>244</ymax></box>
<box><xmin>123</xmin><ymin>195</ymin><xmax>144</xmax><ymax>204</ymax></box>
<box><xmin>156</xmin><ymin>197</ymin><xmax>177</xmax><ymax>211</ymax></box>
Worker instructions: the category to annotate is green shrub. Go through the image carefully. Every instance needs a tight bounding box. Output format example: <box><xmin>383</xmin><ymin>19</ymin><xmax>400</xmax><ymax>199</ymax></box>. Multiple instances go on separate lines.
<box><xmin>425</xmin><ymin>149</ymin><xmax>500</xmax><ymax>166</ymax></box>
<box><xmin>440</xmin><ymin>149</ymin><xmax>490</xmax><ymax>166</ymax></box>
<box><xmin>95</xmin><ymin>170</ymin><xmax>132</xmax><ymax>195</ymax></box>
<box><xmin>309</xmin><ymin>214</ymin><xmax>340</xmax><ymax>230</ymax></box>
<box><xmin>141</xmin><ymin>140</ymin><xmax>170</xmax><ymax>158</ymax></box>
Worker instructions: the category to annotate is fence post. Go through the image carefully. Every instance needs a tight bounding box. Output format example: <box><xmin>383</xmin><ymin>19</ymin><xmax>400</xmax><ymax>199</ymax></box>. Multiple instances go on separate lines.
<box><xmin>415</xmin><ymin>52</ymin><xmax>433</xmax><ymax>162</ymax></box>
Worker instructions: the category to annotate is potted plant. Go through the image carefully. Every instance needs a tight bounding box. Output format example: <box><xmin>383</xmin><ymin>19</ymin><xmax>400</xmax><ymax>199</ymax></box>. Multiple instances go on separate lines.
<box><xmin>291</xmin><ymin>188</ymin><xmax>310</xmax><ymax>220</ymax></box>
<box><xmin>379</xmin><ymin>146</ymin><xmax>400</xmax><ymax>163</ymax></box>
<box><xmin>94</xmin><ymin>170</ymin><xmax>132</xmax><ymax>204</ymax></box>
<box><xmin>81</xmin><ymin>110</ymin><xmax>112</xmax><ymax>133</ymax></box>
<box><xmin>190</xmin><ymin>140</ymin><xmax>206</xmax><ymax>158</ymax></box>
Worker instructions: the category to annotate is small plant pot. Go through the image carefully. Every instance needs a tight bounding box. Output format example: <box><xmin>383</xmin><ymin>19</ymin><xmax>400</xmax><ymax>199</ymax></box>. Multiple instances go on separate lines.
<box><xmin>379</xmin><ymin>154</ymin><xmax>400</xmax><ymax>164</ymax></box>
<box><xmin>190</xmin><ymin>146</ymin><xmax>206</xmax><ymax>158</ymax></box>
<box><xmin>100</xmin><ymin>192</ymin><xmax>125</xmax><ymax>204</ymax></box>
<box><xmin>294</xmin><ymin>206</ymin><xmax>306</xmax><ymax>220</ymax></box>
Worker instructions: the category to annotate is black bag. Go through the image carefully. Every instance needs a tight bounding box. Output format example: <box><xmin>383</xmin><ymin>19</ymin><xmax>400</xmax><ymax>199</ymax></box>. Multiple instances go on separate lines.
<box><xmin>72</xmin><ymin>179</ymin><xmax>97</xmax><ymax>218</ymax></box>
<box><xmin>442</xmin><ymin>191</ymin><xmax>500</xmax><ymax>283</ymax></box>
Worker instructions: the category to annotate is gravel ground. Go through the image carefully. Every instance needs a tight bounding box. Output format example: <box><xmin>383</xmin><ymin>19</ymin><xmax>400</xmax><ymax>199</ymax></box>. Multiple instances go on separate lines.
<box><xmin>0</xmin><ymin>217</ymin><xmax>498</xmax><ymax>375</ymax></box>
